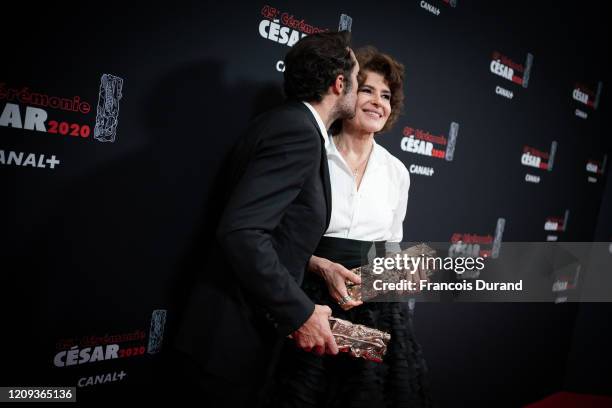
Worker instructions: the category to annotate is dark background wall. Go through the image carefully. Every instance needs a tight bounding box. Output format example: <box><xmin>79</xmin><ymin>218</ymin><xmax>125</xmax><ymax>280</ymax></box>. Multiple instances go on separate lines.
<box><xmin>1</xmin><ymin>1</ymin><xmax>610</xmax><ymax>405</ymax></box>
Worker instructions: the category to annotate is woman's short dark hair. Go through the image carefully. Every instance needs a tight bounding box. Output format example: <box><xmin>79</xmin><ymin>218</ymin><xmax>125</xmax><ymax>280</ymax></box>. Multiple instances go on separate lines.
<box><xmin>284</xmin><ymin>31</ymin><xmax>355</xmax><ymax>102</ymax></box>
<box><xmin>330</xmin><ymin>46</ymin><xmax>405</xmax><ymax>134</ymax></box>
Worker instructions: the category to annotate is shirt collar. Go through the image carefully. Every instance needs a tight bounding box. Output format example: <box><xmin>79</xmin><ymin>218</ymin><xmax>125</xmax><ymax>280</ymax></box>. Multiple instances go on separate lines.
<box><xmin>327</xmin><ymin>135</ymin><xmax>384</xmax><ymax>171</ymax></box>
<box><xmin>302</xmin><ymin>101</ymin><xmax>330</xmax><ymax>149</ymax></box>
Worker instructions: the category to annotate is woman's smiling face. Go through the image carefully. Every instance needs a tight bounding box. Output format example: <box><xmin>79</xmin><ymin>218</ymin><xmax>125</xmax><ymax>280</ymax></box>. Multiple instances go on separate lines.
<box><xmin>345</xmin><ymin>70</ymin><xmax>392</xmax><ymax>134</ymax></box>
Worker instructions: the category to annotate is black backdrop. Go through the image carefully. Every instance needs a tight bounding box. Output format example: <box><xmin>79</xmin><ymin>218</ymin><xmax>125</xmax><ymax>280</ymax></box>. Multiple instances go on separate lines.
<box><xmin>2</xmin><ymin>1</ymin><xmax>611</xmax><ymax>405</ymax></box>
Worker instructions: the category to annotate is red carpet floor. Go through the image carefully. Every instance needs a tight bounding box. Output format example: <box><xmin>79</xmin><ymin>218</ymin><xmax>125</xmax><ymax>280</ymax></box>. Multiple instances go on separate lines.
<box><xmin>524</xmin><ymin>392</ymin><xmax>612</xmax><ymax>408</ymax></box>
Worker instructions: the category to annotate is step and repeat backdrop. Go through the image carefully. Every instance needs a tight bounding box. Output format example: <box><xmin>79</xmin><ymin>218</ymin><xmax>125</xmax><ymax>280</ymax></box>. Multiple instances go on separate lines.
<box><xmin>1</xmin><ymin>0</ymin><xmax>610</xmax><ymax>404</ymax></box>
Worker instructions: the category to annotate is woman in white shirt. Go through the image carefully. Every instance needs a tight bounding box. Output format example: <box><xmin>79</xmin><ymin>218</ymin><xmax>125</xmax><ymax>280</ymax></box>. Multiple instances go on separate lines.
<box><xmin>273</xmin><ymin>47</ymin><xmax>431</xmax><ymax>408</ymax></box>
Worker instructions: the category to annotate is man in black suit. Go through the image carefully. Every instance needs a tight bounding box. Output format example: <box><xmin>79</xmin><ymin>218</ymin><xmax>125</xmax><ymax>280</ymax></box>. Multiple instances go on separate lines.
<box><xmin>173</xmin><ymin>31</ymin><xmax>359</xmax><ymax>406</ymax></box>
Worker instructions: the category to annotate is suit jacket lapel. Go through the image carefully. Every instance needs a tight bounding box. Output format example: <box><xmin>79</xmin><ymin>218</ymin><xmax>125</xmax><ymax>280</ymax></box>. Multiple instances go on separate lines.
<box><xmin>294</xmin><ymin>101</ymin><xmax>332</xmax><ymax>230</ymax></box>
<box><xmin>320</xmin><ymin>144</ymin><xmax>332</xmax><ymax>229</ymax></box>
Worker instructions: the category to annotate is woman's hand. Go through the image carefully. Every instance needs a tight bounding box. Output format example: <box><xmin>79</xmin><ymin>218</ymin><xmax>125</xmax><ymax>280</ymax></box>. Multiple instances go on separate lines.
<box><xmin>308</xmin><ymin>255</ymin><xmax>363</xmax><ymax>311</ymax></box>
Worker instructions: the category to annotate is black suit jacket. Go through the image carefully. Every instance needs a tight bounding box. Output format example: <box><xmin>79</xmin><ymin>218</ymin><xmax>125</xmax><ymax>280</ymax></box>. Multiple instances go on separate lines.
<box><xmin>175</xmin><ymin>101</ymin><xmax>331</xmax><ymax>382</ymax></box>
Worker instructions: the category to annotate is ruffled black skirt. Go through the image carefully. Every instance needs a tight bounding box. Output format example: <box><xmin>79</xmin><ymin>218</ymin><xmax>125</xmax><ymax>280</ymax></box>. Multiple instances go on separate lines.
<box><xmin>271</xmin><ymin>236</ymin><xmax>432</xmax><ymax>408</ymax></box>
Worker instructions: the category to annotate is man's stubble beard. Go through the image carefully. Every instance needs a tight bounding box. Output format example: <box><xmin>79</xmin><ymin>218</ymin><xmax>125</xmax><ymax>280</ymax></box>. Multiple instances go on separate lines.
<box><xmin>332</xmin><ymin>88</ymin><xmax>357</xmax><ymax>123</ymax></box>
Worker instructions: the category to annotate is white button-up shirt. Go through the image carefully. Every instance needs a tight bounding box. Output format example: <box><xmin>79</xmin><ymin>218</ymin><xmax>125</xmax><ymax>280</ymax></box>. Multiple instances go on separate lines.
<box><xmin>324</xmin><ymin>136</ymin><xmax>410</xmax><ymax>242</ymax></box>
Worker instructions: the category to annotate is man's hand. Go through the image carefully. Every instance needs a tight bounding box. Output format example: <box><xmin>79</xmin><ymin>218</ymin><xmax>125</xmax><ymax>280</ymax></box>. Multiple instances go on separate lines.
<box><xmin>292</xmin><ymin>305</ymin><xmax>338</xmax><ymax>356</ymax></box>
<box><xmin>308</xmin><ymin>256</ymin><xmax>363</xmax><ymax>311</ymax></box>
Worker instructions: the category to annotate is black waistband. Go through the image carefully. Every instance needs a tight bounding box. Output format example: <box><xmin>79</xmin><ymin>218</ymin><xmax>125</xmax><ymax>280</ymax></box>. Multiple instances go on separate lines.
<box><xmin>314</xmin><ymin>236</ymin><xmax>387</xmax><ymax>270</ymax></box>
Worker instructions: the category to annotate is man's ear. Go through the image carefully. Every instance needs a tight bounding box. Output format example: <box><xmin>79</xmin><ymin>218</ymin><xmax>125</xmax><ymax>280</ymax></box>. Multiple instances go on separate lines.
<box><xmin>332</xmin><ymin>74</ymin><xmax>345</xmax><ymax>95</ymax></box>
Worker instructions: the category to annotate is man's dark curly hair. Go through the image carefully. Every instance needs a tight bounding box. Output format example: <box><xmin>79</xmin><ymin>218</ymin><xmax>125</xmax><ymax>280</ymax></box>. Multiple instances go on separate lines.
<box><xmin>283</xmin><ymin>31</ymin><xmax>355</xmax><ymax>102</ymax></box>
